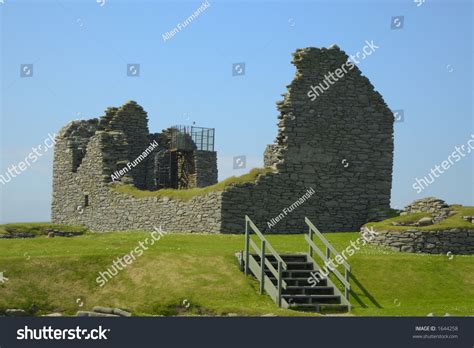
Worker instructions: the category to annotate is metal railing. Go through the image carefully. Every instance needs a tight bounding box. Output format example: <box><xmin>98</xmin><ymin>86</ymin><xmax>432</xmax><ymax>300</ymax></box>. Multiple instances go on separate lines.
<box><xmin>305</xmin><ymin>217</ymin><xmax>352</xmax><ymax>309</ymax></box>
<box><xmin>170</xmin><ymin>125</ymin><xmax>215</xmax><ymax>152</ymax></box>
<box><xmin>243</xmin><ymin>215</ymin><xmax>288</xmax><ymax>307</ymax></box>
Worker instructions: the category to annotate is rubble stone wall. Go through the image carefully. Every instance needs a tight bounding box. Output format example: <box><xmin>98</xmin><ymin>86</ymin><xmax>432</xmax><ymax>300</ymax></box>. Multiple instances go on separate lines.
<box><xmin>194</xmin><ymin>151</ymin><xmax>218</xmax><ymax>188</ymax></box>
<box><xmin>365</xmin><ymin>228</ymin><xmax>474</xmax><ymax>255</ymax></box>
<box><xmin>220</xmin><ymin>46</ymin><xmax>394</xmax><ymax>233</ymax></box>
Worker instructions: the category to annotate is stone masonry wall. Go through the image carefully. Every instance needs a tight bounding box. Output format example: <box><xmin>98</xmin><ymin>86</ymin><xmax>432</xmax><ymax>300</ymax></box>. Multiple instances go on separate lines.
<box><xmin>365</xmin><ymin>228</ymin><xmax>474</xmax><ymax>255</ymax></box>
<box><xmin>193</xmin><ymin>151</ymin><xmax>218</xmax><ymax>188</ymax></box>
<box><xmin>220</xmin><ymin>45</ymin><xmax>394</xmax><ymax>233</ymax></box>
<box><xmin>263</xmin><ymin>144</ymin><xmax>281</xmax><ymax>168</ymax></box>
<box><xmin>52</xmin><ymin>121</ymin><xmax>222</xmax><ymax>232</ymax></box>
<box><xmin>99</xmin><ymin>102</ymin><xmax>152</xmax><ymax>189</ymax></box>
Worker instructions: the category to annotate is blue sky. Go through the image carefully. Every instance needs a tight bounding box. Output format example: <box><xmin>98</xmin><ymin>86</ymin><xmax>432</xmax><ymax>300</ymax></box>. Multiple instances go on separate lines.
<box><xmin>0</xmin><ymin>0</ymin><xmax>472</xmax><ymax>223</ymax></box>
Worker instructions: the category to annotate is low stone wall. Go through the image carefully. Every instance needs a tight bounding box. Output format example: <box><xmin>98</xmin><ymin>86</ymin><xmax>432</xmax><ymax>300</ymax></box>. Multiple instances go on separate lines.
<box><xmin>364</xmin><ymin>228</ymin><xmax>474</xmax><ymax>255</ymax></box>
<box><xmin>55</xmin><ymin>185</ymin><xmax>224</xmax><ymax>233</ymax></box>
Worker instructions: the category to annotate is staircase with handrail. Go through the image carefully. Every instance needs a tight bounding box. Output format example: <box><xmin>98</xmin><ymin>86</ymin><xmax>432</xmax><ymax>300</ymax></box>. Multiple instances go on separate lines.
<box><xmin>237</xmin><ymin>215</ymin><xmax>351</xmax><ymax>312</ymax></box>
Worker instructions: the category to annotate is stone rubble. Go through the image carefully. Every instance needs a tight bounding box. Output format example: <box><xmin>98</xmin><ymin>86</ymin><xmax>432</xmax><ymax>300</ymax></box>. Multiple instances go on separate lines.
<box><xmin>76</xmin><ymin>306</ymin><xmax>131</xmax><ymax>317</ymax></box>
<box><xmin>365</xmin><ymin>197</ymin><xmax>473</xmax><ymax>254</ymax></box>
<box><xmin>401</xmin><ymin>197</ymin><xmax>451</xmax><ymax>223</ymax></box>
<box><xmin>5</xmin><ymin>309</ymin><xmax>28</xmax><ymax>317</ymax></box>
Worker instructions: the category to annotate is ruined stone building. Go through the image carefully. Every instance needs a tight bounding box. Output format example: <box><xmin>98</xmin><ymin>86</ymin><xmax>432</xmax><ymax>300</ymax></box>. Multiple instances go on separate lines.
<box><xmin>52</xmin><ymin>45</ymin><xmax>394</xmax><ymax>233</ymax></box>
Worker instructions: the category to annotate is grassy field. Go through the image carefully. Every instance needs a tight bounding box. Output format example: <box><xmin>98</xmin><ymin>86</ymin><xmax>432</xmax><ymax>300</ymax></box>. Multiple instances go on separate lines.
<box><xmin>0</xmin><ymin>229</ymin><xmax>472</xmax><ymax>317</ymax></box>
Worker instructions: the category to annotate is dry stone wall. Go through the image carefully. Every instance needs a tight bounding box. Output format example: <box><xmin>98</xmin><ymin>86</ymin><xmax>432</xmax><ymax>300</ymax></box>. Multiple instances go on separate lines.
<box><xmin>193</xmin><ymin>151</ymin><xmax>218</xmax><ymax>187</ymax></box>
<box><xmin>220</xmin><ymin>46</ymin><xmax>394</xmax><ymax>233</ymax></box>
<box><xmin>402</xmin><ymin>197</ymin><xmax>452</xmax><ymax>223</ymax></box>
<box><xmin>52</xmin><ymin>120</ymin><xmax>222</xmax><ymax>232</ymax></box>
<box><xmin>263</xmin><ymin>144</ymin><xmax>281</xmax><ymax>167</ymax></box>
<box><xmin>52</xmin><ymin>101</ymin><xmax>221</xmax><ymax>232</ymax></box>
<box><xmin>99</xmin><ymin>103</ymin><xmax>151</xmax><ymax>189</ymax></box>
<box><xmin>363</xmin><ymin>198</ymin><xmax>474</xmax><ymax>254</ymax></box>
<box><xmin>365</xmin><ymin>228</ymin><xmax>474</xmax><ymax>255</ymax></box>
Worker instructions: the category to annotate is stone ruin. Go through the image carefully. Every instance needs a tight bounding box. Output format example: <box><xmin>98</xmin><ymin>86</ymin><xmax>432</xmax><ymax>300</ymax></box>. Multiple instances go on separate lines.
<box><xmin>365</xmin><ymin>197</ymin><xmax>474</xmax><ymax>254</ymax></box>
<box><xmin>402</xmin><ymin>197</ymin><xmax>450</xmax><ymax>215</ymax></box>
<box><xmin>397</xmin><ymin>197</ymin><xmax>453</xmax><ymax>226</ymax></box>
<box><xmin>52</xmin><ymin>45</ymin><xmax>394</xmax><ymax>233</ymax></box>
<box><xmin>57</xmin><ymin>102</ymin><xmax>217</xmax><ymax>191</ymax></box>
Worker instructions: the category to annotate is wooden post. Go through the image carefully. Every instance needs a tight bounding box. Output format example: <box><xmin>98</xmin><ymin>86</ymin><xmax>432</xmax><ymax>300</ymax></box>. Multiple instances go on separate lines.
<box><xmin>308</xmin><ymin>227</ymin><xmax>313</xmax><ymax>258</ymax></box>
<box><xmin>277</xmin><ymin>261</ymin><xmax>282</xmax><ymax>307</ymax></box>
<box><xmin>244</xmin><ymin>219</ymin><xmax>250</xmax><ymax>275</ymax></box>
<box><xmin>345</xmin><ymin>268</ymin><xmax>350</xmax><ymax>301</ymax></box>
<box><xmin>326</xmin><ymin>247</ymin><xmax>331</xmax><ymax>261</ymax></box>
<box><xmin>239</xmin><ymin>250</ymin><xmax>244</xmax><ymax>272</ymax></box>
<box><xmin>260</xmin><ymin>240</ymin><xmax>266</xmax><ymax>294</ymax></box>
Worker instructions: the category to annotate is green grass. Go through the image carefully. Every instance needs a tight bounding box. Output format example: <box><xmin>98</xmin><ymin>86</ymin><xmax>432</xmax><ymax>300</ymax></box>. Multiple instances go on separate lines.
<box><xmin>0</xmin><ymin>222</ymin><xmax>88</xmax><ymax>237</ymax></box>
<box><xmin>111</xmin><ymin>167</ymin><xmax>274</xmax><ymax>201</ymax></box>
<box><xmin>0</xmin><ymin>231</ymin><xmax>472</xmax><ymax>316</ymax></box>
<box><xmin>365</xmin><ymin>205</ymin><xmax>474</xmax><ymax>232</ymax></box>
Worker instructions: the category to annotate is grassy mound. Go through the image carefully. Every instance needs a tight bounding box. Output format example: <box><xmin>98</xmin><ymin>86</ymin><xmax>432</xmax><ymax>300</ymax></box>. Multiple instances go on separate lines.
<box><xmin>365</xmin><ymin>205</ymin><xmax>474</xmax><ymax>232</ymax></box>
<box><xmin>0</xmin><ymin>231</ymin><xmax>472</xmax><ymax>316</ymax></box>
<box><xmin>111</xmin><ymin>167</ymin><xmax>275</xmax><ymax>201</ymax></box>
<box><xmin>0</xmin><ymin>222</ymin><xmax>88</xmax><ymax>238</ymax></box>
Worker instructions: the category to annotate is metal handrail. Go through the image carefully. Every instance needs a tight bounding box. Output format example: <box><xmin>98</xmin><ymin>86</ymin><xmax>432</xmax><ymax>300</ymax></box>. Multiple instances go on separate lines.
<box><xmin>244</xmin><ymin>215</ymin><xmax>288</xmax><ymax>307</ymax></box>
<box><xmin>305</xmin><ymin>217</ymin><xmax>351</xmax><ymax>306</ymax></box>
<box><xmin>305</xmin><ymin>235</ymin><xmax>350</xmax><ymax>289</ymax></box>
<box><xmin>245</xmin><ymin>216</ymin><xmax>287</xmax><ymax>271</ymax></box>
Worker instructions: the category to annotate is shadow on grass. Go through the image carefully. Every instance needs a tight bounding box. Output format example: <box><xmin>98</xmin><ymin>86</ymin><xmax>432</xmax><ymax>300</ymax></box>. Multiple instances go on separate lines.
<box><xmin>349</xmin><ymin>273</ymin><xmax>382</xmax><ymax>309</ymax></box>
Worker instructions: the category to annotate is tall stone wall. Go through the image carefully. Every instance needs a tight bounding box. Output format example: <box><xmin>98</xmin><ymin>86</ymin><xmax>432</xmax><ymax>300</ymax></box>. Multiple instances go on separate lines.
<box><xmin>263</xmin><ymin>144</ymin><xmax>281</xmax><ymax>168</ymax></box>
<box><xmin>97</xmin><ymin>102</ymin><xmax>152</xmax><ymax>189</ymax></box>
<box><xmin>221</xmin><ymin>45</ymin><xmax>394</xmax><ymax>233</ymax></box>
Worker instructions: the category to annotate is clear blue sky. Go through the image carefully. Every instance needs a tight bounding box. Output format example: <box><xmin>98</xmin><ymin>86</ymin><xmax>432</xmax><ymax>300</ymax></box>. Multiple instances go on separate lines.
<box><xmin>0</xmin><ymin>0</ymin><xmax>472</xmax><ymax>223</ymax></box>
